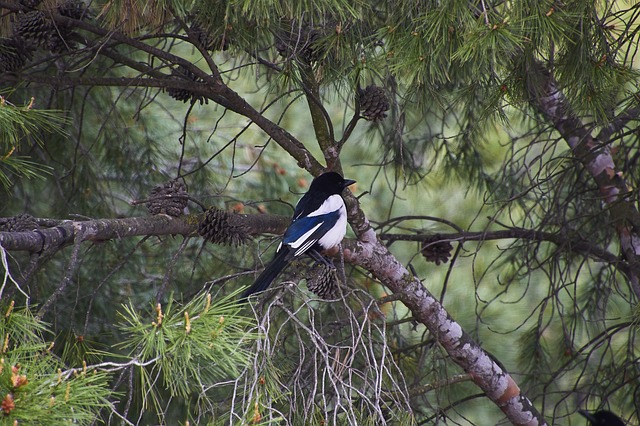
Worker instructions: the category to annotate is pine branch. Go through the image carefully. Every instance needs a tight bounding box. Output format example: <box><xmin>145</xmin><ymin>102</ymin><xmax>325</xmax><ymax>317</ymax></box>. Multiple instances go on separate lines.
<box><xmin>526</xmin><ymin>59</ymin><xmax>640</xmax><ymax>298</ymax></box>
<box><xmin>341</xmin><ymin>231</ymin><xmax>547</xmax><ymax>425</ymax></box>
<box><xmin>36</xmin><ymin>228</ymin><xmax>85</xmax><ymax>319</ymax></box>
<box><xmin>298</xmin><ymin>63</ymin><xmax>337</xmax><ymax>166</ymax></box>
<box><xmin>380</xmin><ymin>228</ymin><xmax>620</xmax><ymax>264</ymax></box>
<box><xmin>0</xmin><ymin>1</ymin><xmax>325</xmax><ymax>175</ymax></box>
<box><xmin>0</xmin><ymin>212</ymin><xmax>571</xmax><ymax>422</ymax></box>
<box><xmin>337</xmin><ymin>76</ymin><xmax>362</xmax><ymax>147</ymax></box>
<box><xmin>386</xmin><ymin>374</ymin><xmax>472</xmax><ymax>400</ymax></box>
<box><xmin>0</xmin><ymin>213</ymin><xmax>289</xmax><ymax>253</ymax></box>
<box><xmin>597</xmin><ymin>103</ymin><xmax>640</xmax><ymax>143</ymax></box>
<box><xmin>0</xmin><ymin>215</ymin><xmax>190</xmax><ymax>253</ymax></box>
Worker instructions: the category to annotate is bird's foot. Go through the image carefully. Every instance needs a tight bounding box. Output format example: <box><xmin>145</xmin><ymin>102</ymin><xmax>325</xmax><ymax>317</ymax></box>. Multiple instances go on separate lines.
<box><xmin>308</xmin><ymin>249</ymin><xmax>335</xmax><ymax>269</ymax></box>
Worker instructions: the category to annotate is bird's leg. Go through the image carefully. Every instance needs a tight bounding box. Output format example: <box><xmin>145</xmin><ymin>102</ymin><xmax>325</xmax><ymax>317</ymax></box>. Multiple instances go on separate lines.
<box><xmin>308</xmin><ymin>249</ymin><xmax>335</xmax><ymax>268</ymax></box>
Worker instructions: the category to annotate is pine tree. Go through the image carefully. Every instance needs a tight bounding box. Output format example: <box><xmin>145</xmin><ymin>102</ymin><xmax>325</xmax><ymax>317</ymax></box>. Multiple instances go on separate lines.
<box><xmin>1</xmin><ymin>0</ymin><xmax>639</xmax><ymax>424</ymax></box>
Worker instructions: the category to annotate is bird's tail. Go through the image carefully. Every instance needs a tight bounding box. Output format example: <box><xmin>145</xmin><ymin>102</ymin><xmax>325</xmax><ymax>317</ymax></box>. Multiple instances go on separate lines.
<box><xmin>241</xmin><ymin>249</ymin><xmax>290</xmax><ymax>300</ymax></box>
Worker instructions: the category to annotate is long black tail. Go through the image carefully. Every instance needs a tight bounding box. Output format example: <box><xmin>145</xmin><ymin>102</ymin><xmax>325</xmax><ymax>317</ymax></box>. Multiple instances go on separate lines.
<box><xmin>241</xmin><ymin>249</ymin><xmax>290</xmax><ymax>300</ymax></box>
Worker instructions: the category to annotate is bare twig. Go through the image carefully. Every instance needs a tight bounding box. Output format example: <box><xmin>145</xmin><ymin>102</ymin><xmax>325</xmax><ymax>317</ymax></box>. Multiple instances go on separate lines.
<box><xmin>37</xmin><ymin>227</ymin><xmax>85</xmax><ymax>319</ymax></box>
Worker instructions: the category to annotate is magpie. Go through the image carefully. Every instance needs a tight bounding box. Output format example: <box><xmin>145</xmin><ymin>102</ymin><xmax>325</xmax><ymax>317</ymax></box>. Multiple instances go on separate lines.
<box><xmin>579</xmin><ymin>409</ymin><xmax>625</xmax><ymax>426</ymax></box>
<box><xmin>241</xmin><ymin>171</ymin><xmax>356</xmax><ymax>300</ymax></box>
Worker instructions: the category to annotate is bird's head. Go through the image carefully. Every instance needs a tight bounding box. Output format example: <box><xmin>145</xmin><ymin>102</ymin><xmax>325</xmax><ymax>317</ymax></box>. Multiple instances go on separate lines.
<box><xmin>310</xmin><ymin>172</ymin><xmax>356</xmax><ymax>195</ymax></box>
<box><xmin>578</xmin><ymin>409</ymin><xmax>625</xmax><ymax>426</ymax></box>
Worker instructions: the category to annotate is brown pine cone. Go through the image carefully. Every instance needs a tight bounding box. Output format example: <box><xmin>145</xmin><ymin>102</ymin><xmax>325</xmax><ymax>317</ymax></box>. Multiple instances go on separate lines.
<box><xmin>422</xmin><ymin>235</ymin><xmax>454</xmax><ymax>265</ymax></box>
<box><xmin>145</xmin><ymin>180</ymin><xmax>188</xmax><ymax>217</ymax></box>
<box><xmin>189</xmin><ymin>21</ymin><xmax>229</xmax><ymax>51</ymax></box>
<box><xmin>305</xmin><ymin>262</ymin><xmax>339</xmax><ymax>299</ymax></box>
<box><xmin>19</xmin><ymin>0</ymin><xmax>42</xmax><ymax>9</ymax></box>
<box><xmin>0</xmin><ymin>37</ymin><xmax>33</xmax><ymax>72</ymax></box>
<box><xmin>358</xmin><ymin>85</ymin><xmax>390</xmax><ymax>121</ymax></box>
<box><xmin>47</xmin><ymin>29</ymin><xmax>77</xmax><ymax>53</ymax></box>
<box><xmin>0</xmin><ymin>214</ymin><xmax>39</xmax><ymax>232</ymax></box>
<box><xmin>275</xmin><ymin>23</ymin><xmax>322</xmax><ymax>62</ymax></box>
<box><xmin>166</xmin><ymin>65</ymin><xmax>208</xmax><ymax>105</ymax></box>
<box><xmin>13</xmin><ymin>11</ymin><xmax>53</xmax><ymax>48</ymax></box>
<box><xmin>198</xmin><ymin>208</ymin><xmax>249</xmax><ymax>246</ymax></box>
<box><xmin>57</xmin><ymin>0</ymin><xmax>90</xmax><ymax>20</ymax></box>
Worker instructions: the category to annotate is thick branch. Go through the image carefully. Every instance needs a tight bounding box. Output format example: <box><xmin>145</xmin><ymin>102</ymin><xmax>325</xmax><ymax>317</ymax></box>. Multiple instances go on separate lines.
<box><xmin>212</xmin><ymin>82</ymin><xmax>326</xmax><ymax>174</ymax></box>
<box><xmin>0</xmin><ymin>214</ymin><xmax>288</xmax><ymax>253</ymax></box>
<box><xmin>298</xmin><ymin>63</ymin><xmax>338</xmax><ymax>168</ymax></box>
<box><xmin>382</xmin><ymin>228</ymin><xmax>634</xmax><ymax>284</ymax></box>
<box><xmin>527</xmin><ymin>60</ymin><xmax>640</xmax><ymax>298</ymax></box>
<box><xmin>342</xmin><ymin>231</ymin><xmax>546</xmax><ymax>426</ymax></box>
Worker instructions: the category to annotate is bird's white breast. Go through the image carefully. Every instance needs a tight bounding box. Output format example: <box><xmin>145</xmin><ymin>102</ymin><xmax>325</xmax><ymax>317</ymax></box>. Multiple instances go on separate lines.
<box><xmin>315</xmin><ymin>195</ymin><xmax>348</xmax><ymax>249</ymax></box>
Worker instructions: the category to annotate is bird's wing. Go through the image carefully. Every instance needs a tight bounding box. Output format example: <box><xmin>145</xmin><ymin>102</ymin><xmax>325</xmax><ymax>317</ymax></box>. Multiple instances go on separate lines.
<box><xmin>293</xmin><ymin>193</ymin><xmax>344</xmax><ymax>219</ymax></box>
<box><xmin>292</xmin><ymin>191</ymin><xmax>322</xmax><ymax>219</ymax></box>
<box><xmin>282</xmin><ymin>211</ymin><xmax>340</xmax><ymax>257</ymax></box>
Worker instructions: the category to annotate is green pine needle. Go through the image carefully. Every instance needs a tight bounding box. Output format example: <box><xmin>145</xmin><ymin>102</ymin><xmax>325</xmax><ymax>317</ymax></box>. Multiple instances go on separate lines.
<box><xmin>118</xmin><ymin>291</ymin><xmax>256</xmax><ymax>400</ymax></box>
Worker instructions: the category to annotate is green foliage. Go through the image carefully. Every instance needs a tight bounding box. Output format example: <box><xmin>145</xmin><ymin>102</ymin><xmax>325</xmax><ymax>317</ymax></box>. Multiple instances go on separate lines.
<box><xmin>0</xmin><ymin>302</ymin><xmax>48</xmax><ymax>358</ymax></box>
<box><xmin>0</xmin><ymin>293</ymin><xmax>262</xmax><ymax>424</ymax></box>
<box><xmin>118</xmin><ymin>290</ymin><xmax>255</xmax><ymax>404</ymax></box>
<box><xmin>231</xmin><ymin>0</ymin><xmax>363</xmax><ymax>21</ymax></box>
<box><xmin>0</xmin><ymin>302</ymin><xmax>113</xmax><ymax>425</ymax></box>
<box><xmin>0</xmin><ymin>95</ymin><xmax>66</xmax><ymax>191</ymax></box>
<box><xmin>2</xmin><ymin>0</ymin><xmax>640</xmax><ymax>423</ymax></box>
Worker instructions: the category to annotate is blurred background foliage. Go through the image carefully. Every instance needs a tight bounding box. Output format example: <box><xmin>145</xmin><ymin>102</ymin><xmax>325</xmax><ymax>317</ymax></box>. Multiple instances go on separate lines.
<box><xmin>1</xmin><ymin>0</ymin><xmax>639</xmax><ymax>424</ymax></box>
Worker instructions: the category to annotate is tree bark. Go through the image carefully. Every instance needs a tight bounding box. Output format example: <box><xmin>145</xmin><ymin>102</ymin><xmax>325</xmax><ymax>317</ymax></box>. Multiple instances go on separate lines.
<box><xmin>526</xmin><ymin>60</ymin><xmax>640</xmax><ymax>298</ymax></box>
<box><xmin>1</xmin><ymin>211</ymin><xmax>548</xmax><ymax>425</ymax></box>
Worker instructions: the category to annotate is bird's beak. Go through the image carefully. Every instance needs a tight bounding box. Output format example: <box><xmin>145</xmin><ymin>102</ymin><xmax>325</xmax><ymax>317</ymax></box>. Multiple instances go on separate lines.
<box><xmin>343</xmin><ymin>179</ymin><xmax>356</xmax><ymax>189</ymax></box>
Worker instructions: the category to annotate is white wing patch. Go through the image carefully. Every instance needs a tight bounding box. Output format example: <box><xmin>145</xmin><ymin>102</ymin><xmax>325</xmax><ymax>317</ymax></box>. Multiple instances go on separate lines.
<box><xmin>307</xmin><ymin>195</ymin><xmax>344</xmax><ymax>217</ymax></box>
<box><xmin>288</xmin><ymin>223</ymin><xmax>322</xmax><ymax>249</ymax></box>
<box><xmin>293</xmin><ymin>238</ymin><xmax>317</xmax><ymax>256</ymax></box>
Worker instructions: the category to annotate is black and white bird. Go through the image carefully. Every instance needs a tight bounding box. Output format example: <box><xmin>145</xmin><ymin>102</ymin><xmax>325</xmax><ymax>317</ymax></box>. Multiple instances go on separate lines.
<box><xmin>578</xmin><ymin>409</ymin><xmax>625</xmax><ymax>426</ymax></box>
<box><xmin>241</xmin><ymin>171</ymin><xmax>356</xmax><ymax>300</ymax></box>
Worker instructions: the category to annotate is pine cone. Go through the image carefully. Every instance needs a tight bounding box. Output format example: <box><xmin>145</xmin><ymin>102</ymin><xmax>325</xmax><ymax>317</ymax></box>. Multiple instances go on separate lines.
<box><xmin>57</xmin><ymin>0</ymin><xmax>89</xmax><ymax>20</ymax></box>
<box><xmin>13</xmin><ymin>11</ymin><xmax>53</xmax><ymax>48</ymax></box>
<box><xmin>47</xmin><ymin>32</ymin><xmax>77</xmax><ymax>53</ymax></box>
<box><xmin>166</xmin><ymin>65</ymin><xmax>207</xmax><ymax>105</ymax></box>
<box><xmin>421</xmin><ymin>235</ymin><xmax>454</xmax><ymax>265</ymax></box>
<box><xmin>45</xmin><ymin>0</ymin><xmax>87</xmax><ymax>53</ymax></box>
<box><xmin>358</xmin><ymin>85</ymin><xmax>390</xmax><ymax>121</ymax></box>
<box><xmin>0</xmin><ymin>37</ymin><xmax>33</xmax><ymax>72</ymax></box>
<box><xmin>145</xmin><ymin>180</ymin><xmax>188</xmax><ymax>217</ymax></box>
<box><xmin>275</xmin><ymin>23</ymin><xmax>321</xmax><ymax>62</ymax></box>
<box><xmin>19</xmin><ymin>0</ymin><xmax>43</xmax><ymax>9</ymax></box>
<box><xmin>189</xmin><ymin>21</ymin><xmax>229</xmax><ymax>51</ymax></box>
<box><xmin>198</xmin><ymin>208</ymin><xmax>249</xmax><ymax>246</ymax></box>
<box><xmin>305</xmin><ymin>262</ymin><xmax>339</xmax><ymax>299</ymax></box>
<box><xmin>0</xmin><ymin>214</ymin><xmax>39</xmax><ymax>232</ymax></box>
